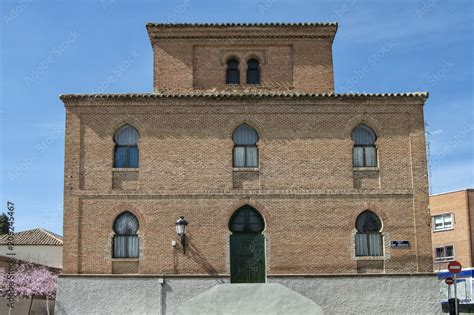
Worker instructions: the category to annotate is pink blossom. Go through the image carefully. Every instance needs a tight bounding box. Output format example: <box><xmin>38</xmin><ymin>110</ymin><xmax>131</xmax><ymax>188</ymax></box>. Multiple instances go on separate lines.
<box><xmin>0</xmin><ymin>262</ymin><xmax>57</xmax><ymax>299</ymax></box>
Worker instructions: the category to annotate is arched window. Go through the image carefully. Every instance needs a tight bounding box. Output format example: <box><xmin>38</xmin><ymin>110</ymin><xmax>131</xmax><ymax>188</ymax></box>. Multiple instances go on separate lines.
<box><xmin>233</xmin><ymin>124</ymin><xmax>258</xmax><ymax>168</ymax></box>
<box><xmin>352</xmin><ymin>124</ymin><xmax>377</xmax><ymax>167</ymax></box>
<box><xmin>247</xmin><ymin>58</ymin><xmax>260</xmax><ymax>84</ymax></box>
<box><xmin>113</xmin><ymin>211</ymin><xmax>139</xmax><ymax>258</ymax></box>
<box><xmin>229</xmin><ymin>205</ymin><xmax>265</xmax><ymax>233</ymax></box>
<box><xmin>114</xmin><ymin>124</ymin><xmax>139</xmax><ymax>168</ymax></box>
<box><xmin>226</xmin><ymin>58</ymin><xmax>240</xmax><ymax>84</ymax></box>
<box><xmin>355</xmin><ymin>210</ymin><xmax>383</xmax><ymax>256</ymax></box>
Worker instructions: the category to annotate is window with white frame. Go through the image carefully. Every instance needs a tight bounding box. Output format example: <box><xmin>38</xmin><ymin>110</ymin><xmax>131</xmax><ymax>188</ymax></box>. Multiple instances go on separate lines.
<box><xmin>435</xmin><ymin>245</ymin><xmax>454</xmax><ymax>262</ymax></box>
<box><xmin>432</xmin><ymin>213</ymin><xmax>453</xmax><ymax>231</ymax></box>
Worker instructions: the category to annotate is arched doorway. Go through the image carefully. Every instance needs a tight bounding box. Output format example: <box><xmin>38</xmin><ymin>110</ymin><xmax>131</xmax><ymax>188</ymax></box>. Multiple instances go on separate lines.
<box><xmin>228</xmin><ymin>205</ymin><xmax>266</xmax><ymax>283</ymax></box>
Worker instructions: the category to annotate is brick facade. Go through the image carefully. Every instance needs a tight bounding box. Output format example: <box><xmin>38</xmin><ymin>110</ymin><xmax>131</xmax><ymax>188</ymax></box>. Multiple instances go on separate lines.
<box><xmin>147</xmin><ymin>23</ymin><xmax>336</xmax><ymax>93</ymax></box>
<box><xmin>430</xmin><ymin>189</ymin><xmax>474</xmax><ymax>271</ymax></box>
<box><xmin>60</xmin><ymin>23</ymin><xmax>433</xmax><ymax>275</ymax></box>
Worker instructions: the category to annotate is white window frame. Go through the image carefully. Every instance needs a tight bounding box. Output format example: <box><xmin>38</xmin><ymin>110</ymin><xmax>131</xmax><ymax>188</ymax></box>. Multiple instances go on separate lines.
<box><xmin>432</xmin><ymin>213</ymin><xmax>454</xmax><ymax>232</ymax></box>
<box><xmin>434</xmin><ymin>245</ymin><xmax>455</xmax><ymax>262</ymax></box>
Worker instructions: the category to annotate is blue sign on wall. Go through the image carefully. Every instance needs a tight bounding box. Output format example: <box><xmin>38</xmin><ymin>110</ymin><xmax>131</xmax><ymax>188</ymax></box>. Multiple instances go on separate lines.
<box><xmin>390</xmin><ymin>240</ymin><xmax>410</xmax><ymax>248</ymax></box>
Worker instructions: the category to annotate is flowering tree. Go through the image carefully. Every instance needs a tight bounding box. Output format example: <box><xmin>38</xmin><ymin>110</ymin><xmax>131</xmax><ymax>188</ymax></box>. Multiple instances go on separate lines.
<box><xmin>0</xmin><ymin>267</ymin><xmax>6</xmax><ymax>296</ymax></box>
<box><xmin>0</xmin><ymin>262</ymin><xmax>58</xmax><ymax>315</ymax></box>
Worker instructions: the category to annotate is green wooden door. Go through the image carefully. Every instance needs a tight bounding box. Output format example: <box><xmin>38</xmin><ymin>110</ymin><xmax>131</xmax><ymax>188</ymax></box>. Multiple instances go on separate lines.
<box><xmin>230</xmin><ymin>233</ymin><xmax>265</xmax><ymax>283</ymax></box>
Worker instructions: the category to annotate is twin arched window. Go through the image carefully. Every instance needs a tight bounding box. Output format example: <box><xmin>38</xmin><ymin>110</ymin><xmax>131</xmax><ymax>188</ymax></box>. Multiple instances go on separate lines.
<box><xmin>113</xmin><ymin>211</ymin><xmax>139</xmax><ymax>258</ymax></box>
<box><xmin>226</xmin><ymin>58</ymin><xmax>260</xmax><ymax>85</ymax></box>
<box><xmin>246</xmin><ymin>59</ymin><xmax>260</xmax><ymax>84</ymax></box>
<box><xmin>226</xmin><ymin>58</ymin><xmax>240</xmax><ymax>84</ymax></box>
<box><xmin>355</xmin><ymin>210</ymin><xmax>383</xmax><ymax>256</ymax></box>
<box><xmin>114</xmin><ymin>125</ymin><xmax>139</xmax><ymax>168</ymax></box>
<box><xmin>233</xmin><ymin>124</ymin><xmax>259</xmax><ymax>168</ymax></box>
<box><xmin>352</xmin><ymin>125</ymin><xmax>377</xmax><ymax>167</ymax></box>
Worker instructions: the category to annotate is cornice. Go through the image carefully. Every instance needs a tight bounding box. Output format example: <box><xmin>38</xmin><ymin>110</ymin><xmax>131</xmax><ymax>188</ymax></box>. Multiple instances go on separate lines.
<box><xmin>60</xmin><ymin>92</ymin><xmax>429</xmax><ymax>101</ymax></box>
<box><xmin>70</xmin><ymin>189</ymin><xmax>415</xmax><ymax>198</ymax></box>
<box><xmin>146</xmin><ymin>22</ymin><xmax>338</xmax><ymax>41</ymax></box>
<box><xmin>146</xmin><ymin>22</ymin><xmax>338</xmax><ymax>28</ymax></box>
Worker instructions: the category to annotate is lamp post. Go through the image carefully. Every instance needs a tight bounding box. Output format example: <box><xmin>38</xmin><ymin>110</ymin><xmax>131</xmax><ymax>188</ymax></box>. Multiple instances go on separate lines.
<box><xmin>175</xmin><ymin>216</ymin><xmax>188</xmax><ymax>254</ymax></box>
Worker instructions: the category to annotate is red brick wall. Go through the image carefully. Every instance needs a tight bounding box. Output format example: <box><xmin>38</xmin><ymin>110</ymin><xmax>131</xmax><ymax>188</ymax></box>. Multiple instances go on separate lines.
<box><xmin>61</xmin><ymin>95</ymin><xmax>432</xmax><ymax>275</ymax></box>
<box><xmin>148</xmin><ymin>24</ymin><xmax>336</xmax><ymax>93</ymax></box>
<box><xmin>430</xmin><ymin>190</ymin><xmax>474</xmax><ymax>270</ymax></box>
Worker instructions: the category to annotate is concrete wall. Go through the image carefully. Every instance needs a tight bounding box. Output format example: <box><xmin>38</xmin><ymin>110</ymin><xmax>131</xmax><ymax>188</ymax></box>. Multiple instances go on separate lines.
<box><xmin>0</xmin><ymin>245</ymin><xmax>62</xmax><ymax>269</ymax></box>
<box><xmin>55</xmin><ymin>277</ymin><xmax>162</xmax><ymax>315</ymax></box>
<box><xmin>55</xmin><ymin>274</ymin><xmax>441</xmax><ymax>314</ymax></box>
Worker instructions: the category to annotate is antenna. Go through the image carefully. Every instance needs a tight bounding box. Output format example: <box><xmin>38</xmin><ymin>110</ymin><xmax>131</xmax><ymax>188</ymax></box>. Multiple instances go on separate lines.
<box><xmin>425</xmin><ymin>122</ymin><xmax>434</xmax><ymax>195</ymax></box>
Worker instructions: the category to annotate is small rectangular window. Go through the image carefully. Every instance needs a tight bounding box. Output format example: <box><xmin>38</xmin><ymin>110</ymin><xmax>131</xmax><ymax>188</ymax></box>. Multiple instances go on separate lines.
<box><xmin>432</xmin><ymin>214</ymin><xmax>454</xmax><ymax>231</ymax></box>
<box><xmin>435</xmin><ymin>247</ymin><xmax>444</xmax><ymax>258</ymax></box>
<box><xmin>445</xmin><ymin>246</ymin><xmax>454</xmax><ymax>257</ymax></box>
<box><xmin>435</xmin><ymin>245</ymin><xmax>454</xmax><ymax>262</ymax></box>
<box><xmin>444</xmin><ymin>215</ymin><xmax>452</xmax><ymax>227</ymax></box>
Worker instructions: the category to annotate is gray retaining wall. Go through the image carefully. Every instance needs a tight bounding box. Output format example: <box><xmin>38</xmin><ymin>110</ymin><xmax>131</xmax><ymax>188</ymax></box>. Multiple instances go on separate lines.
<box><xmin>55</xmin><ymin>274</ymin><xmax>441</xmax><ymax>314</ymax></box>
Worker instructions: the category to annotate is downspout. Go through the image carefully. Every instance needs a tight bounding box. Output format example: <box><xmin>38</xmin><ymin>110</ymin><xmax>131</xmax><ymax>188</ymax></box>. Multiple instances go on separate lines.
<box><xmin>466</xmin><ymin>190</ymin><xmax>473</xmax><ymax>267</ymax></box>
<box><xmin>160</xmin><ymin>275</ymin><xmax>166</xmax><ymax>315</ymax></box>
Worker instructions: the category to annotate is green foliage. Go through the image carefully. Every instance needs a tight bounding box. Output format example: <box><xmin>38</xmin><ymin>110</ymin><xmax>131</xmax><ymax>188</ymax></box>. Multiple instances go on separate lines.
<box><xmin>0</xmin><ymin>213</ymin><xmax>9</xmax><ymax>235</ymax></box>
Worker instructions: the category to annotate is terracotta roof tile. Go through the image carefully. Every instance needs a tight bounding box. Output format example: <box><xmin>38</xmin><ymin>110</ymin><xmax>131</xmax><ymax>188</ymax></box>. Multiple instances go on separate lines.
<box><xmin>0</xmin><ymin>228</ymin><xmax>63</xmax><ymax>246</ymax></box>
<box><xmin>60</xmin><ymin>91</ymin><xmax>428</xmax><ymax>100</ymax></box>
<box><xmin>146</xmin><ymin>22</ymin><xmax>338</xmax><ymax>28</ymax></box>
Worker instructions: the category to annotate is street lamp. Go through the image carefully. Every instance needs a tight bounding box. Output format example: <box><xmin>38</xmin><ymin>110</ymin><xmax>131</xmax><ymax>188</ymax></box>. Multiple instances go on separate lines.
<box><xmin>175</xmin><ymin>216</ymin><xmax>188</xmax><ymax>254</ymax></box>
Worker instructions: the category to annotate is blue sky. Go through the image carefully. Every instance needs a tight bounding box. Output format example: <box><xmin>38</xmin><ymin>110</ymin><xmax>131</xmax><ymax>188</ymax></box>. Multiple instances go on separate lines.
<box><xmin>0</xmin><ymin>0</ymin><xmax>472</xmax><ymax>235</ymax></box>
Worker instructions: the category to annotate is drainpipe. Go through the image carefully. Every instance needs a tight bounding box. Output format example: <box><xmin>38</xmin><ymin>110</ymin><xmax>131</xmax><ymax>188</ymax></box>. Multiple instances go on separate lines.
<box><xmin>466</xmin><ymin>190</ymin><xmax>473</xmax><ymax>267</ymax></box>
<box><xmin>160</xmin><ymin>276</ymin><xmax>166</xmax><ymax>315</ymax></box>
